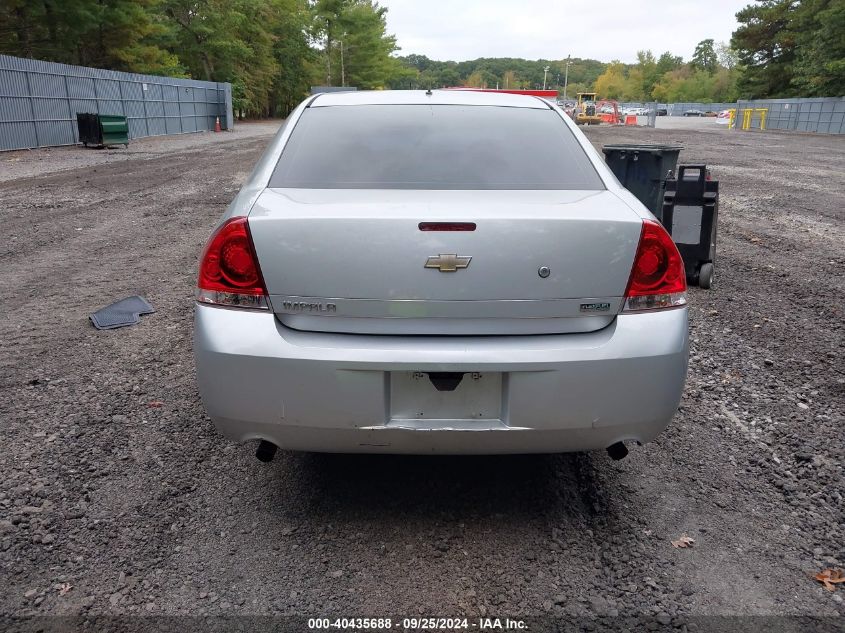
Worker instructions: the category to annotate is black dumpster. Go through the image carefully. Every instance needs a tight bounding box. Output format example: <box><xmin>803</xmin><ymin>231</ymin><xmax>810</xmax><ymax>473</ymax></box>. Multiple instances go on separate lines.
<box><xmin>601</xmin><ymin>144</ymin><xmax>681</xmax><ymax>217</ymax></box>
<box><xmin>661</xmin><ymin>164</ymin><xmax>719</xmax><ymax>288</ymax></box>
<box><xmin>76</xmin><ymin>113</ymin><xmax>100</xmax><ymax>146</ymax></box>
<box><xmin>76</xmin><ymin>113</ymin><xmax>129</xmax><ymax>147</ymax></box>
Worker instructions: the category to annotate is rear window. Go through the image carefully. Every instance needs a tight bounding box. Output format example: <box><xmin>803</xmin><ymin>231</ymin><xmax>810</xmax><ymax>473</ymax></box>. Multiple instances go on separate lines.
<box><xmin>269</xmin><ymin>104</ymin><xmax>604</xmax><ymax>190</ymax></box>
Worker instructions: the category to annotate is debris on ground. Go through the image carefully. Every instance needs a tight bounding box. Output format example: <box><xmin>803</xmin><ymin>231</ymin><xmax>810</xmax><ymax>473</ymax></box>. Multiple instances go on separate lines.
<box><xmin>90</xmin><ymin>295</ymin><xmax>155</xmax><ymax>330</ymax></box>
<box><xmin>814</xmin><ymin>569</ymin><xmax>845</xmax><ymax>592</ymax></box>
<box><xmin>671</xmin><ymin>535</ymin><xmax>695</xmax><ymax>549</ymax></box>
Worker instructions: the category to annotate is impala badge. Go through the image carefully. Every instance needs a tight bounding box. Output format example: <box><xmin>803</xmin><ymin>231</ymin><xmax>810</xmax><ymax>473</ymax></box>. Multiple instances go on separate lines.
<box><xmin>425</xmin><ymin>254</ymin><xmax>472</xmax><ymax>272</ymax></box>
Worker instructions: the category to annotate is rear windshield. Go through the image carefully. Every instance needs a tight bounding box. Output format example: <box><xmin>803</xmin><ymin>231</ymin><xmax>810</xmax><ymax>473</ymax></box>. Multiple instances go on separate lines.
<box><xmin>269</xmin><ymin>104</ymin><xmax>604</xmax><ymax>190</ymax></box>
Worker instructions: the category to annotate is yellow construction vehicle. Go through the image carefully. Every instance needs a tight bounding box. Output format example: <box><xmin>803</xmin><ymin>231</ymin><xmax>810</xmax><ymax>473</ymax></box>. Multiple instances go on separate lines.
<box><xmin>575</xmin><ymin>92</ymin><xmax>602</xmax><ymax>125</ymax></box>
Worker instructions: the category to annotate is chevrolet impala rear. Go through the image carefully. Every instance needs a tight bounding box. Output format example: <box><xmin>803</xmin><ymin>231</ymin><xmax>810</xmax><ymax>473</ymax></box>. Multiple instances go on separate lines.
<box><xmin>194</xmin><ymin>90</ymin><xmax>688</xmax><ymax>459</ymax></box>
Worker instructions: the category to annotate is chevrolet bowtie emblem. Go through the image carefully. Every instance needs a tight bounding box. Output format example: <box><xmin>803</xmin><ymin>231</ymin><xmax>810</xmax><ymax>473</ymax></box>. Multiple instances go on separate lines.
<box><xmin>425</xmin><ymin>254</ymin><xmax>472</xmax><ymax>272</ymax></box>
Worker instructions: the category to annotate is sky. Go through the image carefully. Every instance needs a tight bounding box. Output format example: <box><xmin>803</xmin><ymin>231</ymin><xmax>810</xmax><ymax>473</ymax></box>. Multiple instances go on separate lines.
<box><xmin>381</xmin><ymin>0</ymin><xmax>750</xmax><ymax>63</ymax></box>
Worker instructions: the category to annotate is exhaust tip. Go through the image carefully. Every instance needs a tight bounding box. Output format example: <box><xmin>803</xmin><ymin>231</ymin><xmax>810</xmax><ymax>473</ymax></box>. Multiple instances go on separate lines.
<box><xmin>255</xmin><ymin>440</ymin><xmax>278</xmax><ymax>463</ymax></box>
<box><xmin>607</xmin><ymin>442</ymin><xmax>629</xmax><ymax>461</ymax></box>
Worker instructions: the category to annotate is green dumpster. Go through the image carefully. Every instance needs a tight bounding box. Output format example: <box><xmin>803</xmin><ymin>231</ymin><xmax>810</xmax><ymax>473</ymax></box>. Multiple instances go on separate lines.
<box><xmin>601</xmin><ymin>144</ymin><xmax>681</xmax><ymax>219</ymax></box>
<box><xmin>99</xmin><ymin>114</ymin><xmax>129</xmax><ymax>146</ymax></box>
<box><xmin>76</xmin><ymin>113</ymin><xmax>129</xmax><ymax>147</ymax></box>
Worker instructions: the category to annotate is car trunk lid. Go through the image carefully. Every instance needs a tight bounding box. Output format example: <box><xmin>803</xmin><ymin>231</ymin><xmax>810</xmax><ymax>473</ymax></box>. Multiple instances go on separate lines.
<box><xmin>248</xmin><ymin>188</ymin><xmax>642</xmax><ymax>335</ymax></box>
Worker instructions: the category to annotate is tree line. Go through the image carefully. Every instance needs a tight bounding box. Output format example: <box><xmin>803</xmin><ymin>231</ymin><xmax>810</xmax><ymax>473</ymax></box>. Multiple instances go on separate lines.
<box><xmin>386</xmin><ymin>54</ymin><xmax>607</xmax><ymax>97</ymax></box>
<box><xmin>589</xmin><ymin>42</ymin><xmax>741</xmax><ymax>103</ymax></box>
<box><xmin>0</xmin><ymin>0</ymin><xmax>399</xmax><ymax>117</ymax></box>
<box><xmin>592</xmin><ymin>0</ymin><xmax>843</xmax><ymax>103</ymax></box>
<box><xmin>0</xmin><ymin>0</ymin><xmax>841</xmax><ymax>117</ymax></box>
<box><xmin>393</xmin><ymin>0</ymin><xmax>843</xmax><ymax>102</ymax></box>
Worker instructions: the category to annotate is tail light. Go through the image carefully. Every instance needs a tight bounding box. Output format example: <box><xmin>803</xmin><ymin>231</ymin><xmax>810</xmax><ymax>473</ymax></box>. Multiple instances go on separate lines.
<box><xmin>196</xmin><ymin>217</ymin><xmax>268</xmax><ymax>310</ymax></box>
<box><xmin>623</xmin><ymin>220</ymin><xmax>687</xmax><ymax>312</ymax></box>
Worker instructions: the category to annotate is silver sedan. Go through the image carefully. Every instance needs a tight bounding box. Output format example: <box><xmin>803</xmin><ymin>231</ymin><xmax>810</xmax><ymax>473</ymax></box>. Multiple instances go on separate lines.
<box><xmin>194</xmin><ymin>90</ymin><xmax>688</xmax><ymax>459</ymax></box>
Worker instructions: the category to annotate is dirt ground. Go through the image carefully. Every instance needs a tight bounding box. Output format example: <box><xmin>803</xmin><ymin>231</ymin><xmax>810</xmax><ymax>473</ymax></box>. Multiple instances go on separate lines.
<box><xmin>0</xmin><ymin>120</ymin><xmax>843</xmax><ymax>630</ymax></box>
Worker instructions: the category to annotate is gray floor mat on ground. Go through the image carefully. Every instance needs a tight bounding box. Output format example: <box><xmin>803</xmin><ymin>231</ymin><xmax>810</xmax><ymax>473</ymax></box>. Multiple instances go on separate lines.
<box><xmin>90</xmin><ymin>296</ymin><xmax>155</xmax><ymax>330</ymax></box>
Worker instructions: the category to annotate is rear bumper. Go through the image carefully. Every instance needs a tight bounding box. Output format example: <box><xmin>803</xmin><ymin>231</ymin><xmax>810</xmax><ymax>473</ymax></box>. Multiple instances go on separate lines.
<box><xmin>194</xmin><ymin>305</ymin><xmax>688</xmax><ymax>454</ymax></box>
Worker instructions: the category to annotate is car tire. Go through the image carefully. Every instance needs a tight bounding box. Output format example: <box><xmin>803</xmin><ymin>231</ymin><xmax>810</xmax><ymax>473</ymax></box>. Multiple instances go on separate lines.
<box><xmin>698</xmin><ymin>262</ymin><xmax>714</xmax><ymax>289</ymax></box>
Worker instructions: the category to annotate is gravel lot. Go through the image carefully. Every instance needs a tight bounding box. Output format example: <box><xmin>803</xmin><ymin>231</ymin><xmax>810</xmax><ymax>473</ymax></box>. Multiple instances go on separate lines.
<box><xmin>1</xmin><ymin>120</ymin><xmax>843</xmax><ymax>630</ymax></box>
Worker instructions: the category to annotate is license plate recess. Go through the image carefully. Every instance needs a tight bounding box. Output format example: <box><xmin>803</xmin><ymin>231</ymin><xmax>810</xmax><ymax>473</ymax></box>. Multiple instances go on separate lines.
<box><xmin>389</xmin><ymin>371</ymin><xmax>502</xmax><ymax>422</ymax></box>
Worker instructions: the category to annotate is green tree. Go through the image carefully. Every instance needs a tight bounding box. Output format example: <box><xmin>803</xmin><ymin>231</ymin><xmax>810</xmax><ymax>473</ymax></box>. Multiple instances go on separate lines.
<box><xmin>564</xmin><ymin>81</ymin><xmax>590</xmax><ymax>99</ymax></box>
<box><xmin>269</xmin><ymin>0</ymin><xmax>313</xmax><ymax>116</ymax></box>
<box><xmin>731</xmin><ymin>0</ymin><xmax>797</xmax><ymax>98</ymax></box>
<box><xmin>437</xmin><ymin>67</ymin><xmax>461</xmax><ymax>87</ymax></box>
<box><xmin>624</xmin><ymin>66</ymin><xmax>646</xmax><ymax>100</ymax></box>
<box><xmin>716</xmin><ymin>41</ymin><xmax>739</xmax><ymax>69</ymax></box>
<box><xmin>161</xmin><ymin>0</ymin><xmax>317</xmax><ymax>117</ymax></box>
<box><xmin>337</xmin><ymin>1</ymin><xmax>397</xmax><ymax>88</ymax></box>
<box><xmin>386</xmin><ymin>61</ymin><xmax>418</xmax><ymax>89</ymax></box>
<box><xmin>163</xmin><ymin>0</ymin><xmax>244</xmax><ymax>81</ymax></box>
<box><xmin>652</xmin><ymin>66</ymin><xmax>718</xmax><ymax>102</ymax></box>
<box><xmin>0</xmin><ymin>0</ymin><xmax>315</xmax><ymax>116</ymax></box>
<box><xmin>655</xmin><ymin>51</ymin><xmax>684</xmax><ymax>75</ymax></box>
<box><xmin>312</xmin><ymin>0</ymin><xmax>397</xmax><ymax>89</ymax></box>
<box><xmin>790</xmin><ymin>0</ymin><xmax>845</xmax><ymax>96</ymax></box>
<box><xmin>634</xmin><ymin>50</ymin><xmax>661</xmax><ymax>98</ymax></box>
<box><xmin>712</xmin><ymin>66</ymin><xmax>741</xmax><ymax>101</ymax></box>
<box><xmin>312</xmin><ymin>0</ymin><xmax>349</xmax><ymax>86</ymax></box>
<box><xmin>502</xmin><ymin>69</ymin><xmax>518</xmax><ymax>89</ymax></box>
<box><xmin>0</xmin><ymin>0</ymin><xmax>182</xmax><ymax>74</ymax></box>
<box><xmin>593</xmin><ymin>61</ymin><xmax>627</xmax><ymax>99</ymax></box>
<box><xmin>731</xmin><ymin>0</ymin><xmax>844</xmax><ymax>98</ymax></box>
<box><xmin>691</xmin><ymin>38</ymin><xmax>718</xmax><ymax>73</ymax></box>
<box><xmin>465</xmin><ymin>70</ymin><xmax>486</xmax><ymax>87</ymax></box>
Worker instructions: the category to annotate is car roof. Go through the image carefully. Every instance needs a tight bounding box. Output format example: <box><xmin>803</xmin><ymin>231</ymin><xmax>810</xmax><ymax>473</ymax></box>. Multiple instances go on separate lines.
<box><xmin>309</xmin><ymin>89</ymin><xmax>552</xmax><ymax>109</ymax></box>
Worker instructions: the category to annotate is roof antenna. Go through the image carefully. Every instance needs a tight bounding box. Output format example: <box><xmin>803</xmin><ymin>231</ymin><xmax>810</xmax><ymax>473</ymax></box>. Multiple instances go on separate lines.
<box><xmin>425</xmin><ymin>87</ymin><xmax>433</xmax><ymax>96</ymax></box>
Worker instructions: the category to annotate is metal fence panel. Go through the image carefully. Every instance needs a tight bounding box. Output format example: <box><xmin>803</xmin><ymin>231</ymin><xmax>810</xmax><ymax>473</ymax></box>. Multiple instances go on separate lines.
<box><xmin>666</xmin><ymin>102</ymin><xmax>734</xmax><ymax>116</ymax></box>
<box><xmin>148</xmin><ymin>118</ymin><xmax>166</xmax><ymax>136</ymax></box>
<box><xmin>0</xmin><ymin>54</ymin><xmax>233</xmax><ymax>151</ymax></box>
<box><xmin>735</xmin><ymin>97</ymin><xmax>844</xmax><ymax>134</ymax></box>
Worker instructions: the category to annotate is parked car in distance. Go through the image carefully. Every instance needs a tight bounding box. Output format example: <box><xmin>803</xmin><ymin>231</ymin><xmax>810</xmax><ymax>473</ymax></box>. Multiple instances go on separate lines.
<box><xmin>683</xmin><ymin>109</ymin><xmax>705</xmax><ymax>117</ymax></box>
<box><xmin>704</xmin><ymin>111</ymin><xmax>718</xmax><ymax>117</ymax></box>
<box><xmin>194</xmin><ymin>90</ymin><xmax>689</xmax><ymax>459</ymax></box>
<box><xmin>656</xmin><ymin>108</ymin><xmax>668</xmax><ymax>116</ymax></box>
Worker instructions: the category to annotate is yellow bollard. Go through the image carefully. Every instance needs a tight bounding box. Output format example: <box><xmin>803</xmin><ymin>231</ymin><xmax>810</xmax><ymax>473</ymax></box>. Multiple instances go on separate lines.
<box><xmin>755</xmin><ymin>108</ymin><xmax>768</xmax><ymax>130</ymax></box>
<box><xmin>742</xmin><ymin>109</ymin><xmax>753</xmax><ymax>131</ymax></box>
<box><xmin>727</xmin><ymin>108</ymin><xmax>737</xmax><ymax>129</ymax></box>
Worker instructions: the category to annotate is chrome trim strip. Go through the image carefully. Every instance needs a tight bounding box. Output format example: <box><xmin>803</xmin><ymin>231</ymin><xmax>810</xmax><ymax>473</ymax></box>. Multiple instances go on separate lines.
<box><xmin>268</xmin><ymin>295</ymin><xmax>624</xmax><ymax>319</ymax></box>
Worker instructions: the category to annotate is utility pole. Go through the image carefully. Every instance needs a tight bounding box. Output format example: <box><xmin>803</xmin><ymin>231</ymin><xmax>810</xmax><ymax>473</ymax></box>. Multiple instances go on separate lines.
<box><xmin>325</xmin><ymin>31</ymin><xmax>332</xmax><ymax>86</ymax></box>
<box><xmin>339</xmin><ymin>40</ymin><xmax>345</xmax><ymax>87</ymax></box>
<box><xmin>543</xmin><ymin>66</ymin><xmax>550</xmax><ymax>91</ymax></box>
<box><xmin>563</xmin><ymin>55</ymin><xmax>572</xmax><ymax>100</ymax></box>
